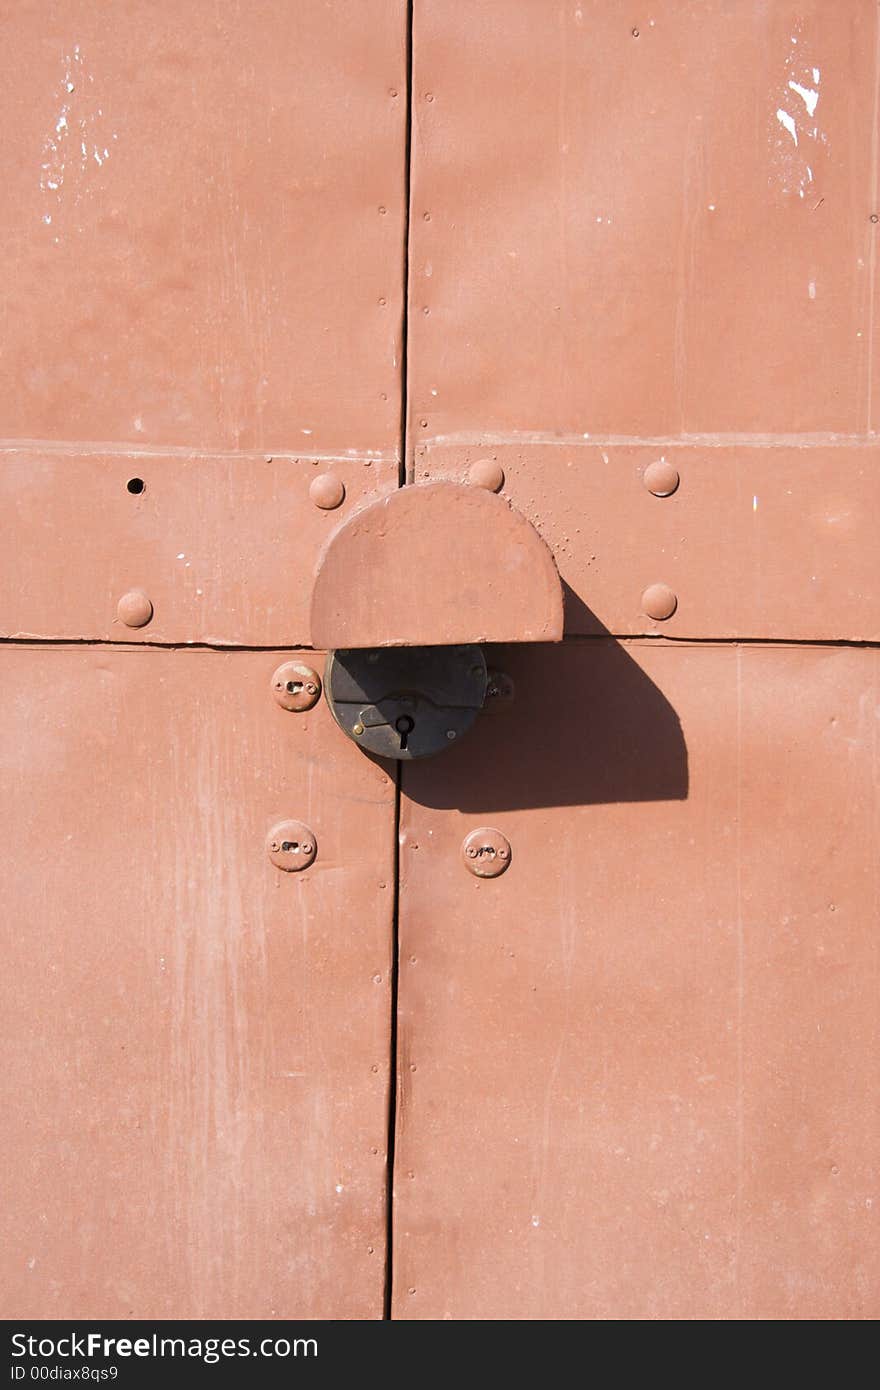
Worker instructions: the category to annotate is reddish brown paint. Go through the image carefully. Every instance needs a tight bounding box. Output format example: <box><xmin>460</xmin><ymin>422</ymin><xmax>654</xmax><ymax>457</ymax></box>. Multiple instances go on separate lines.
<box><xmin>395</xmin><ymin>643</ymin><xmax>880</xmax><ymax>1320</ymax></box>
<box><xmin>3</xmin><ymin>0</ymin><xmax>879</xmax><ymax>1325</ymax></box>
<box><xmin>415</xmin><ymin>441</ymin><xmax>880</xmax><ymax>641</ymax></box>
<box><xmin>310</xmin><ymin>482</ymin><xmax>563</xmax><ymax>649</ymax></box>
<box><xmin>0</xmin><ymin>0</ymin><xmax>408</xmax><ymax>1320</ymax></box>
<box><xmin>1</xmin><ymin>451</ymin><xmax>396</xmax><ymax>645</ymax></box>
<box><xmin>405</xmin><ymin>1</ymin><xmax>878</xmax><ymax>443</ymax></box>
<box><xmin>0</xmin><ymin>648</ymin><xmax>395</xmax><ymax>1319</ymax></box>
<box><xmin>394</xmin><ymin>0</ymin><xmax>880</xmax><ymax>1321</ymax></box>
<box><xmin>0</xmin><ymin>1</ymin><xmax>408</xmax><ymax>457</ymax></box>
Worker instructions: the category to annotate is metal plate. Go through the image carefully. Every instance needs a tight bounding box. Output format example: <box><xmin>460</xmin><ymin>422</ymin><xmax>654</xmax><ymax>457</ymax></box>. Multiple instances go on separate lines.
<box><xmin>0</xmin><ymin>449</ymin><xmax>395</xmax><ymax>644</ymax></box>
<box><xmin>416</xmin><ymin>440</ymin><xmax>880</xmax><ymax>642</ymax></box>
<box><xmin>394</xmin><ymin>641</ymin><xmax>880</xmax><ymax>1320</ymax></box>
<box><xmin>310</xmin><ymin>482</ymin><xmax>563</xmax><ymax>649</ymax></box>
<box><xmin>406</xmin><ymin>1</ymin><xmax>878</xmax><ymax>442</ymax></box>
<box><xmin>0</xmin><ymin>648</ymin><xmax>395</xmax><ymax>1319</ymax></box>
<box><xmin>0</xmin><ymin>0</ymin><xmax>408</xmax><ymax>456</ymax></box>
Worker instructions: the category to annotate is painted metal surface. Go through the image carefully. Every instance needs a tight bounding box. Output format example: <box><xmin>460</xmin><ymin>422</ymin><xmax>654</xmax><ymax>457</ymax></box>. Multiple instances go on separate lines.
<box><xmin>0</xmin><ymin>0</ymin><xmax>408</xmax><ymax>1319</ymax></box>
<box><xmin>0</xmin><ymin>648</ymin><xmax>395</xmax><ymax>1318</ymax></box>
<box><xmin>394</xmin><ymin>0</ymin><xmax>880</xmax><ymax>1320</ymax></box>
<box><xmin>415</xmin><ymin>441</ymin><xmax>880</xmax><ymax>641</ymax></box>
<box><xmin>3</xmin><ymin>0</ymin><xmax>878</xmax><ymax>1324</ymax></box>
<box><xmin>0</xmin><ymin>450</ymin><xmax>396</xmax><ymax>645</ymax></box>
<box><xmin>310</xmin><ymin>482</ymin><xmax>563</xmax><ymax>649</ymax></box>
<box><xmin>405</xmin><ymin>0</ymin><xmax>878</xmax><ymax>443</ymax></box>
<box><xmin>395</xmin><ymin>642</ymin><xmax>879</xmax><ymax>1320</ymax></box>
<box><xmin>0</xmin><ymin>0</ymin><xmax>408</xmax><ymax>456</ymax></box>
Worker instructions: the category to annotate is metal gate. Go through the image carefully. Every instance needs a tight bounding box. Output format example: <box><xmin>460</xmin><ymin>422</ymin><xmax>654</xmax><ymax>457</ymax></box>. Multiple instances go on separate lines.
<box><xmin>2</xmin><ymin>1</ymin><xmax>877</xmax><ymax>1320</ymax></box>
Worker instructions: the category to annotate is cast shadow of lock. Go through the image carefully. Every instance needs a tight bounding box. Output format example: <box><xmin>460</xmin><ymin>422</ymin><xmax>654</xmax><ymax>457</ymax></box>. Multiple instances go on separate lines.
<box><xmin>400</xmin><ymin>585</ymin><xmax>689</xmax><ymax>814</ymax></box>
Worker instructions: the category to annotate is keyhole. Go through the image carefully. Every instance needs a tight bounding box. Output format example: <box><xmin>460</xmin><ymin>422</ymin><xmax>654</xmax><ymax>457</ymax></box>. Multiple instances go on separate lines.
<box><xmin>395</xmin><ymin>715</ymin><xmax>415</xmax><ymax>751</ymax></box>
<box><xmin>281</xmin><ymin>840</ymin><xmax>299</xmax><ymax>853</ymax></box>
<box><xmin>286</xmin><ymin>680</ymin><xmax>302</xmax><ymax>694</ymax></box>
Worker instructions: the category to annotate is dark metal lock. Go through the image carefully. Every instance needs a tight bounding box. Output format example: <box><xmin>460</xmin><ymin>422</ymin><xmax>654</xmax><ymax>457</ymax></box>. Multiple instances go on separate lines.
<box><xmin>325</xmin><ymin>646</ymin><xmax>488</xmax><ymax>760</ymax></box>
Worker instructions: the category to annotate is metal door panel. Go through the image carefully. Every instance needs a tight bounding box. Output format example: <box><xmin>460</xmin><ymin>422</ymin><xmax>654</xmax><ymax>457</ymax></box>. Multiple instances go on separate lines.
<box><xmin>0</xmin><ymin>0</ymin><xmax>407</xmax><ymax>455</ymax></box>
<box><xmin>0</xmin><ymin>0</ymin><xmax>407</xmax><ymax>1320</ymax></box>
<box><xmin>394</xmin><ymin>643</ymin><xmax>879</xmax><ymax>1319</ymax></box>
<box><xmin>0</xmin><ymin>648</ymin><xmax>395</xmax><ymax>1318</ymax></box>
<box><xmin>406</xmin><ymin>0</ymin><xmax>878</xmax><ymax>441</ymax></box>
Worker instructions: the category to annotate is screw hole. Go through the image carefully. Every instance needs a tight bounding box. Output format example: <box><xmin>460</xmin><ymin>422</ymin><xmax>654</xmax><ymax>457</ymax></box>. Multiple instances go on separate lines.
<box><xmin>127</xmin><ymin>477</ymin><xmax>145</xmax><ymax>495</ymax></box>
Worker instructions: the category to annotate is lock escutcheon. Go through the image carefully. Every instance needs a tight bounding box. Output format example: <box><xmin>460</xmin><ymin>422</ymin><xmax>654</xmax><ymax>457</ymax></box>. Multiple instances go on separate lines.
<box><xmin>325</xmin><ymin>645</ymin><xmax>487</xmax><ymax>760</ymax></box>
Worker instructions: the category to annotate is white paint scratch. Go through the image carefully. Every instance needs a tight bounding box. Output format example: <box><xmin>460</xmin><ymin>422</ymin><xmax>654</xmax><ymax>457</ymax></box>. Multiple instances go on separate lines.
<box><xmin>776</xmin><ymin>108</ymin><xmax>798</xmax><ymax>146</ymax></box>
<box><xmin>788</xmin><ymin>80</ymin><xmax>819</xmax><ymax>118</ymax></box>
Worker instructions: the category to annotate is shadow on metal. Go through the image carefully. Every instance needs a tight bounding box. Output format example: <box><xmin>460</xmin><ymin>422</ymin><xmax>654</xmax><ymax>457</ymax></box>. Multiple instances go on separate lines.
<box><xmin>398</xmin><ymin>590</ymin><xmax>688</xmax><ymax>812</ymax></box>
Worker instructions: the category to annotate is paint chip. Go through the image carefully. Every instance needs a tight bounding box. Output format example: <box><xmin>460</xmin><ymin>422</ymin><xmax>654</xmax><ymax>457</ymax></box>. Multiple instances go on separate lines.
<box><xmin>776</xmin><ymin>108</ymin><xmax>798</xmax><ymax>146</ymax></box>
<box><xmin>788</xmin><ymin>80</ymin><xmax>819</xmax><ymax>119</ymax></box>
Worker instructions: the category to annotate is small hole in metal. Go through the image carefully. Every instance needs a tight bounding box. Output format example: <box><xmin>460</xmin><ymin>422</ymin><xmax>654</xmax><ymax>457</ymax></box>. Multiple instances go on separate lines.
<box><xmin>127</xmin><ymin>477</ymin><xmax>145</xmax><ymax>495</ymax></box>
<box><xmin>286</xmin><ymin>680</ymin><xmax>302</xmax><ymax>693</ymax></box>
<box><xmin>281</xmin><ymin>841</ymin><xmax>299</xmax><ymax>853</ymax></box>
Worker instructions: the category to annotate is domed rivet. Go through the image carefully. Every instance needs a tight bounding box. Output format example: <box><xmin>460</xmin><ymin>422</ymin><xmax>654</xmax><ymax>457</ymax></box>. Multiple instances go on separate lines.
<box><xmin>467</xmin><ymin>458</ymin><xmax>505</xmax><ymax>492</ymax></box>
<box><xmin>117</xmin><ymin>589</ymin><xmax>153</xmax><ymax>628</ymax></box>
<box><xmin>310</xmin><ymin>474</ymin><xmax>346</xmax><ymax>510</ymax></box>
<box><xmin>643</xmin><ymin>459</ymin><xmax>680</xmax><ymax>497</ymax></box>
<box><xmin>640</xmin><ymin>583</ymin><xmax>678</xmax><ymax>621</ymax></box>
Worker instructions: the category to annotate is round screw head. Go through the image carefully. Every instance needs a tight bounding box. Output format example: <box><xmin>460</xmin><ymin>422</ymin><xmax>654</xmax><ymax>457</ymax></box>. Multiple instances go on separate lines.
<box><xmin>467</xmin><ymin>458</ymin><xmax>505</xmax><ymax>492</ymax></box>
<box><xmin>117</xmin><ymin>589</ymin><xmax>153</xmax><ymax>628</ymax></box>
<box><xmin>310</xmin><ymin>473</ymin><xmax>346</xmax><ymax>510</ymax></box>
<box><xmin>267</xmin><ymin>820</ymin><xmax>317</xmax><ymax>872</ymax></box>
<box><xmin>641</xmin><ymin>582</ymin><xmax>678</xmax><ymax>621</ymax></box>
<box><xmin>270</xmin><ymin>660</ymin><xmax>322</xmax><ymax>711</ymax></box>
<box><xmin>462</xmin><ymin>827</ymin><xmax>512</xmax><ymax>878</ymax></box>
<box><xmin>353</xmin><ymin>722</ymin><xmax>365</xmax><ymax>736</ymax></box>
<box><xmin>643</xmin><ymin>459</ymin><xmax>680</xmax><ymax>497</ymax></box>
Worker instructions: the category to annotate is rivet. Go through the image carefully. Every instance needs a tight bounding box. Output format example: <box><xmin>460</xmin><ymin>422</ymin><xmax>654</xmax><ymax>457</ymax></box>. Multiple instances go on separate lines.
<box><xmin>270</xmin><ymin>661</ymin><xmax>322</xmax><ymax>711</ymax></box>
<box><xmin>446</xmin><ymin>729</ymin><xmax>456</xmax><ymax>740</ymax></box>
<box><xmin>462</xmin><ymin>827</ymin><xmax>512</xmax><ymax>878</ymax></box>
<box><xmin>481</xmin><ymin>668</ymin><xmax>515</xmax><ymax>714</ymax></box>
<box><xmin>310</xmin><ymin>473</ymin><xmax>346</xmax><ymax>510</ymax></box>
<box><xmin>117</xmin><ymin>589</ymin><xmax>153</xmax><ymax>628</ymax></box>
<box><xmin>468</xmin><ymin>457</ymin><xmax>505</xmax><ymax>492</ymax></box>
<box><xmin>641</xmin><ymin>582</ymin><xmax>678</xmax><ymax>621</ymax></box>
<box><xmin>643</xmin><ymin>459</ymin><xmax>680</xmax><ymax>497</ymax></box>
<box><xmin>353</xmin><ymin>722</ymin><xmax>365</xmax><ymax>736</ymax></box>
<box><xmin>267</xmin><ymin>820</ymin><xmax>317</xmax><ymax>872</ymax></box>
